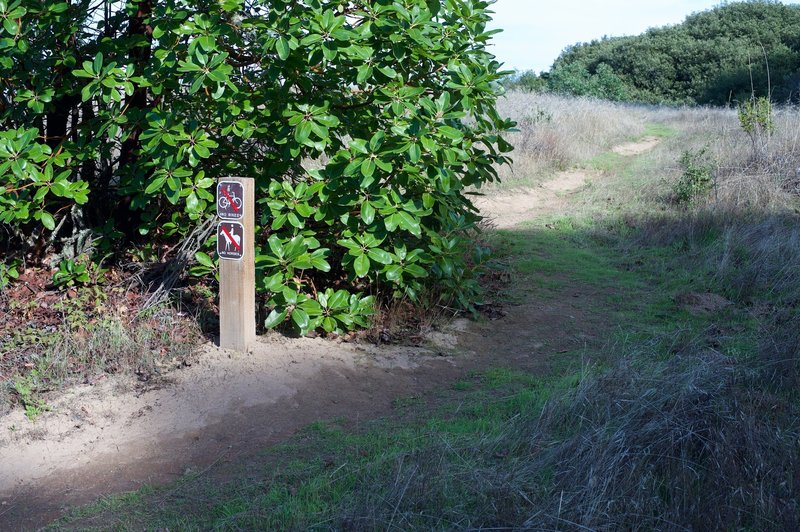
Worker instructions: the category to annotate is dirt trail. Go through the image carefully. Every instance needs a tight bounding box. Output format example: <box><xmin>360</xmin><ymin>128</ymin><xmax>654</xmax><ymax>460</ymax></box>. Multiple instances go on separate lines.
<box><xmin>0</xmin><ymin>136</ymin><xmax>660</xmax><ymax>530</ymax></box>
<box><xmin>612</xmin><ymin>136</ymin><xmax>660</xmax><ymax>156</ymax></box>
<box><xmin>475</xmin><ymin>136</ymin><xmax>660</xmax><ymax>228</ymax></box>
<box><xmin>474</xmin><ymin>168</ymin><xmax>599</xmax><ymax>228</ymax></box>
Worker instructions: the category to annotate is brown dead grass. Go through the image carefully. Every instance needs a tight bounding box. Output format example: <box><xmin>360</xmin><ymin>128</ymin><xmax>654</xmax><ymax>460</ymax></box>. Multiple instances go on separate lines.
<box><xmin>494</xmin><ymin>92</ymin><xmax>649</xmax><ymax>185</ymax></box>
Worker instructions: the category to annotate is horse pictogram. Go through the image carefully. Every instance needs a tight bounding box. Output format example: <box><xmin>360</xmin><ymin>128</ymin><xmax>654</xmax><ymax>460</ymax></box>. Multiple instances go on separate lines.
<box><xmin>217</xmin><ymin>222</ymin><xmax>244</xmax><ymax>260</ymax></box>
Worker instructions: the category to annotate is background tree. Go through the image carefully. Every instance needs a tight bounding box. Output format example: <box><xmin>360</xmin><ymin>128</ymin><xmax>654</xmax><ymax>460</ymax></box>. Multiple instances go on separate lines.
<box><xmin>515</xmin><ymin>1</ymin><xmax>800</xmax><ymax>105</ymax></box>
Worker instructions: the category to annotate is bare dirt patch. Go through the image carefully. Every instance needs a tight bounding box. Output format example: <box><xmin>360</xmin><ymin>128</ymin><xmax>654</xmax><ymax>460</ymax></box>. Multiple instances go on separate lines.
<box><xmin>0</xmin><ymin>294</ymin><xmax>605</xmax><ymax>529</ymax></box>
<box><xmin>474</xmin><ymin>168</ymin><xmax>599</xmax><ymax>228</ymax></box>
<box><xmin>612</xmin><ymin>136</ymin><xmax>661</xmax><ymax>156</ymax></box>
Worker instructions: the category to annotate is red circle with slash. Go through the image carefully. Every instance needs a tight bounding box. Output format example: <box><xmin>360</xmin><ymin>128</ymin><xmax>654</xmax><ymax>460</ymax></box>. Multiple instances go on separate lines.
<box><xmin>217</xmin><ymin>181</ymin><xmax>244</xmax><ymax>220</ymax></box>
<box><xmin>217</xmin><ymin>222</ymin><xmax>244</xmax><ymax>260</ymax></box>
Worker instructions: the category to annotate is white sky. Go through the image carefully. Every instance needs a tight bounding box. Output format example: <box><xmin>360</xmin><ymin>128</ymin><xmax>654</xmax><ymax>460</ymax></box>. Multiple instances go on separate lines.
<box><xmin>486</xmin><ymin>0</ymin><xmax>797</xmax><ymax>73</ymax></box>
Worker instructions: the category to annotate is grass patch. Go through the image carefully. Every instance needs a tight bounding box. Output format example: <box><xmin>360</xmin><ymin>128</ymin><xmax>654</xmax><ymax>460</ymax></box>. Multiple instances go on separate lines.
<box><xmin>0</xmin><ymin>285</ymin><xmax>201</xmax><ymax>418</ymax></box>
<box><xmin>644</xmin><ymin>121</ymin><xmax>678</xmax><ymax>138</ymax></box>
<box><xmin>589</xmin><ymin>150</ymin><xmax>627</xmax><ymax>173</ymax></box>
<box><xmin>52</xmin><ymin>204</ymin><xmax>800</xmax><ymax>529</ymax></box>
<box><xmin>485</xmin><ymin>213</ymin><xmax>648</xmax><ymax>310</ymax></box>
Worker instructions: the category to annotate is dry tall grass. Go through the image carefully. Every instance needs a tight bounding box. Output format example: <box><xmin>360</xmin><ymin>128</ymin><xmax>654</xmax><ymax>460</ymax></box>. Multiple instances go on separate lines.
<box><xmin>496</xmin><ymin>92</ymin><xmax>800</xmax><ymax>206</ymax></box>
<box><xmin>657</xmin><ymin>104</ymin><xmax>800</xmax><ymax>209</ymax></box>
<box><xmin>494</xmin><ymin>92</ymin><xmax>649</xmax><ymax>185</ymax></box>
<box><xmin>334</xmin><ymin>352</ymin><xmax>799</xmax><ymax>530</ymax></box>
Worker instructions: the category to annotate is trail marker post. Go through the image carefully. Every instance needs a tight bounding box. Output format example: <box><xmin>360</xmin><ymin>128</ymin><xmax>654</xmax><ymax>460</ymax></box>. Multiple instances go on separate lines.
<box><xmin>217</xmin><ymin>177</ymin><xmax>256</xmax><ymax>352</ymax></box>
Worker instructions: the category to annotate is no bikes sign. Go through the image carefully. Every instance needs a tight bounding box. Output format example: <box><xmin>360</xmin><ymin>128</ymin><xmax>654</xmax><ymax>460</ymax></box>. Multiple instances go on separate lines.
<box><xmin>217</xmin><ymin>180</ymin><xmax>245</xmax><ymax>260</ymax></box>
<box><xmin>217</xmin><ymin>181</ymin><xmax>243</xmax><ymax>220</ymax></box>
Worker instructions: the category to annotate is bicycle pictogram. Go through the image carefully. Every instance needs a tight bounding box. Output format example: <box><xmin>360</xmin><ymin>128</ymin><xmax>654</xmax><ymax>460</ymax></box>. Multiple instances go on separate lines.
<box><xmin>217</xmin><ymin>181</ymin><xmax>244</xmax><ymax>219</ymax></box>
<box><xmin>218</xmin><ymin>191</ymin><xmax>242</xmax><ymax>211</ymax></box>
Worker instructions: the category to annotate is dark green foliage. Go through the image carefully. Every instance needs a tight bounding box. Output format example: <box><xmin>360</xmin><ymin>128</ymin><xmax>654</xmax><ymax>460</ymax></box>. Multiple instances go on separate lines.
<box><xmin>502</xmin><ymin>70</ymin><xmax>547</xmax><ymax>92</ymax></box>
<box><xmin>674</xmin><ymin>148</ymin><xmax>715</xmax><ymax>205</ymax></box>
<box><xmin>0</xmin><ymin>0</ymin><xmax>514</xmax><ymax>334</ymax></box>
<box><xmin>547</xmin><ymin>62</ymin><xmax>631</xmax><ymax>101</ymax></box>
<box><xmin>547</xmin><ymin>1</ymin><xmax>800</xmax><ymax>105</ymax></box>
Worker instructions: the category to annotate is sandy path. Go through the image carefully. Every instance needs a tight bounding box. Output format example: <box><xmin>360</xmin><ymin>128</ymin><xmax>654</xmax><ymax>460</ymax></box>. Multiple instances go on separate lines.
<box><xmin>612</xmin><ymin>136</ymin><xmax>661</xmax><ymax>156</ymax></box>
<box><xmin>474</xmin><ymin>168</ymin><xmax>599</xmax><ymax>228</ymax></box>
<box><xmin>0</xmin><ymin>336</ymin><xmax>465</xmax><ymax>528</ymax></box>
<box><xmin>475</xmin><ymin>136</ymin><xmax>660</xmax><ymax>228</ymax></box>
<box><xmin>0</xmin><ymin>136</ymin><xmax>660</xmax><ymax>530</ymax></box>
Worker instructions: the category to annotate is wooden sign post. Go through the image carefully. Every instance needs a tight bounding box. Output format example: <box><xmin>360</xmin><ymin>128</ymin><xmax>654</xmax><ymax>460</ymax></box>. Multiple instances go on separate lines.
<box><xmin>217</xmin><ymin>177</ymin><xmax>256</xmax><ymax>352</ymax></box>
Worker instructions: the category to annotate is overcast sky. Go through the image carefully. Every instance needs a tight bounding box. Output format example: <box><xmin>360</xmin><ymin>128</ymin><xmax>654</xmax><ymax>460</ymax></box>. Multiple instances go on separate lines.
<box><xmin>486</xmin><ymin>0</ymin><xmax>796</xmax><ymax>73</ymax></box>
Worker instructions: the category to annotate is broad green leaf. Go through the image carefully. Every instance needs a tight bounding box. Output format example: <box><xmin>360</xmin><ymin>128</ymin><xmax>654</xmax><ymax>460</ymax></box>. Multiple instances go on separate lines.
<box><xmin>367</xmin><ymin>248</ymin><xmax>392</xmax><ymax>265</ymax></box>
<box><xmin>282</xmin><ymin>286</ymin><xmax>298</xmax><ymax>305</ymax></box>
<box><xmin>145</xmin><ymin>176</ymin><xmax>167</xmax><ymax>194</ymax></box>
<box><xmin>408</xmin><ymin>143</ymin><xmax>421</xmax><ymax>163</ymax></box>
<box><xmin>384</xmin><ymin>265</ymin><xmax>402</xmax><ymax>281</ymax></box>
<box><xmin>397</xmin><ymin>211</ymin><xmax>421</xmax><ymax>236</ymax></box>
<box><xmin>354</xmin><ymin>253</ymin><xmax>370</xmax><ymax>278</ymax></box>
<box><xmin>385</xmin><ymin>213</ymin><xmax>400</xmax><ymax>232</ymax></box>
<box><xmin>265</xmin><ymin>308</ymin><xmax>288</xmax><ymax>329</ymax></box>
<box><xmin>404</xmin><ymin>264</ymin><xmax>428</xmax><ymax>278</ymax></box>
<box><xmin>40</xmin><ymin>211</ymin><xmax>55</xmax><ymax>230</ymax></box>
<box><xmin>268</xmin><ymin>235</ymin><xmax>284</xmax><ymax>257</ymax></box>
<box><xmin>329</xmin><ymin>289</ymin><xmax>349</xmax><ymax>308</ymax></box>
<box><xmin>287</xmin><ymin>212</ymin><xmax>303</xmax><ymax>228</ymax></box>
<box><xmin>3</xmin><ymin>18</ymin><xmax>17</xmax><ymax>36</ymax></box>
<box><xmin>295</xmin><ymin>121</ymin><xmax>312</xmax><ymax>144</ymax></box>
<box><xmin>185</xmin><ymin>192</ymin><xmax>200</xmax><ymax>212</ymax></box>
<box><xmin>322</xmin><ymin>317</ymin><xmax>337</xmax><ymax>333</ymax></box>
<box><xmin>360</xmin><ymin>201</ymin><xmax>376</xmax><ymax>225</ymax></box>
<box><xmin>276</xmin><ymin>37</ymin><xmax>290</xmax><ymax>60</ymax></box>
<box><xmin>195</xmin><ymin>252</ymin><xmax>214</xmax><ymax>268</ymax></box>
<box><xmin>291</xmin><ymin>308</ymin><xmax>310</xmax><ymax>332</ymax></box>
<box><xmin>438</xmin><ymin>126</ymin><xmax>463</xmax><ymax>141</ymax></box>
<box><xmin>360</xmin><ymin>159</ymin><xmax>376</xmax><ymax>179</ymax></box>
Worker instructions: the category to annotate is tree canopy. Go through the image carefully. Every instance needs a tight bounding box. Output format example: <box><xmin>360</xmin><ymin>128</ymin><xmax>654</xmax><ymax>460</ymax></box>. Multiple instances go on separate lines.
<box><xmin>508</xmin><ymin>1</ymin><xmax>800</xmax><ymax>105</ymax></box>
<box><xmin>0</xmin><ymin>0</ymin><xmax>514</xmax><ymax>334</ymax></box>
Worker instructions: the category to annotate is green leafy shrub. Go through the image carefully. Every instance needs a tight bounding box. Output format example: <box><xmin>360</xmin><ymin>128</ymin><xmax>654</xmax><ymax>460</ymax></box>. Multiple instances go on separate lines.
<box><xmin>52</xmin><ymin>258</ymin><xmax>90</xmax><ymax>287</ymax></box>
<box><xmin>0</xmin><ymin>0</ymin><xmax>514</xmax><ymax>335</ymax></box>
<box><xmin>545</xmin><ymin>2</ymin><xmax>800</xmax><ymax>105</ymax></box>
<box><xmin>548</xmin><ymin>62</ymin><xmax>631</xmax><ymax>101</ymax></box>
<box><xmin>674</xmin><ymin>148</ymin><xmax>715</xmax><ymax>205</ymax></box>
<box><xmin>52</xmin><ymin>255</ymin><xmax>106</xmax><ymax>288</ymax></box>
<box><xmin>738</xmin><ymin>96</ymin><xmax>774</xmax><ymax>162</ymax></box>
<box><xmin>0</xmin><ymin>258</ymin><xmax>20</xmax><ymax>289</ymax></box>
<box><xmin>503</xmin><ymin>70</ymin><xmax>547</xmax><ymax>92</ymax></box>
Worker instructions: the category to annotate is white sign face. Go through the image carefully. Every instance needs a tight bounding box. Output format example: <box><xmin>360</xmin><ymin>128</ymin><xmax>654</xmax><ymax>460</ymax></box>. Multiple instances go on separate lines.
<box><xmin>217</xmin><ymin>222</ymin><xmax>244</xmax><ymax>260</ymax></box>
<box><xmin>217</xmin><ymin>181</ymin><xmax>244</xmax><ymax>220</ymax></box>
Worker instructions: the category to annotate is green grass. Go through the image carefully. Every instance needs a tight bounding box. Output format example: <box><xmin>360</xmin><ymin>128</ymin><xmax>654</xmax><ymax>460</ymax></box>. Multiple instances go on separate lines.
<box><xmin>54</xmin><ymin>210</ymin><xmax>748</xmax><ymax>530</ymax></box>
<box><xmin>589</xmin><ymin>150</ymin><xmax>627</xmax><ymax>173</ymax></box>
<box><xmin>644</xmin><ymin>122</ymin><xmax>678</xmax><ymax>138</ymax></box>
